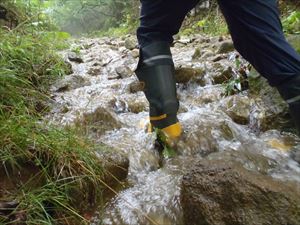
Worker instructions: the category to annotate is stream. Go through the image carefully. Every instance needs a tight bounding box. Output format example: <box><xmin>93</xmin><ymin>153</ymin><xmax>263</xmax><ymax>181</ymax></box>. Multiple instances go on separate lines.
<box><xmin>47</xmin><ymin>34</ymin><xmax>300</xmax><ymax>225</ymax></box>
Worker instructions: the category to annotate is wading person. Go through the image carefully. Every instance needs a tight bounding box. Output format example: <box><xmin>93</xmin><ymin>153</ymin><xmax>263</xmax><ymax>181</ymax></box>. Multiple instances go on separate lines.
<box><xmin>135</xmin><ymin>0</ymin><xmax>300</xmax><ymax>142</ymax></box>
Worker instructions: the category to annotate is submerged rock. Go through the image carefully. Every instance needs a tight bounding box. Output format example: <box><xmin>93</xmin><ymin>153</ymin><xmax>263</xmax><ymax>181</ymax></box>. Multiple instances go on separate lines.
<box><xmin>220</xmin><ymin>95</ymin><xmax>252</xmax><ymax>125</ymax></box>
<box><xmin>248</xmin><ymin>69</ymin><xmax>290</xmax><ymax>132</ymax></box>
<box><xmin>74</xmin><ymin>107</ymin><xmax>122</xmax><ymax>137</ymax></box>
<box><xmin>181</xmin><ymin>158</ymin><xmax>300</xmax><ymax>225</ymax></box>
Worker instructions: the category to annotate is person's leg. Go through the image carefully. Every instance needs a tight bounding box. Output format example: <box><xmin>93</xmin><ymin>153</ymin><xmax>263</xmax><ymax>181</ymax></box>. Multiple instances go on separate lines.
<box><xmin>136</xmin><ymin>0</ymin><xmax>199</xmax><ymax>139</ymax></box>
<box><xmin>218</xmin><ymin>0</ymin><xmax>300</xmax><ymax>134</ymax></box>
<box><xmin>137</xmin><ymin>0</ymin><xmax>199</xmax><ymax>48</ymax></box>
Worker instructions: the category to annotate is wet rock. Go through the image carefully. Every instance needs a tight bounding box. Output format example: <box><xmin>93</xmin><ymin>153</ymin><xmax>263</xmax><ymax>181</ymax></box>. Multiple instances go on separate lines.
<box><xmin>177</xmin><ymin>37</ymin><xmax>192</xmax><ymax>44</ymax></box>
<box><xmin>129</xmin><ymin>80</ymin><xmax>144</xmax><ymax>93</ymax></box>
<box><xmin>176</xmin><ymin>110</ymin><xmax>236</xmax><ymax>156</ymax></box>
<box><xmin>217</xmin><ymin>40</ymin><xmax>235</xmax><ymax>54</ymax></box>
<box><xmin>87</xmin><ymin>67</ymin><xmax>101</xmax><ymax>76</ymax></box>
<box><xmin>67</xmin><ymin>52</ymin><xmax>83</xmax><ymax>63</ymax></box>
<box><xmin>211</xmin><ymin>54</ymin><xmax>227</xmax><ymax>62</ymax></box>
<box><xmin>192</xmin><ymin>47</ymin><xmax>201</xmax><ymax>60</ymax></box>
<box><xmin>248</xmin><ymin>69</ymin><xmax>289</xmax><ymax>132</ymax></box>
<box><xmin>107</xmin><ymin>73</ymin><xmax>121</xmax><ymax>80</ymax></box>
<box><xmin>53</xmin><ymin>75</ymin><xmax>91</xmax><ymax>92</ymax></box>
<box><xmin>109</xmin><ymin>98</ymin><xmax>128</xmax><ymax>114</ymax></box>
<box><xmin>181</xmin><ymin>158</ymin><xmax>300</xmax><ymax>225</ymax></box>
<box><xmin>97</xmin><ymin>150</ymin><xmax>129</xmax><ymax>187</ymax></box>
<box><xmin>74</xmin><ymin>107</ymin><xmax>122</xmax><ymax>136</ymax></box>
<box><xmin>211</xmin><ymin>65</ymin><xmax>233</xmax><ymax>84</ymax></box>
<box><xmin>291</xmin><ymin>147</ymin><xmax>300</xmax><ymax>164</ymax></box>
<box><xmin>126</xmin><ymin>96</ymin><xmax>148</xmax><ymax>113</ymax></box>
<box><xmin>115</xmin><ymin>65</ymin><xmax>133</xmax><ymax>78</ymax></box>
<box><xmin>220</xmin><ymin>95</ymin><xmax>252</xmax><ymax>125</ymax></box>
<box><xmin>201</xmin><ymin>50</ymin><xmax>214</xmax><ymax>59</ymax></box>
<box><xmin>131</xmin><ymin>49</ymin><xmax>140</xmax><ymax>58</ymax></box>
<box><xmin>175</xmin><ymin>67</ymin><xmax>205</xmax><ymax>84</ymax></box>
<box><xmin>124</xmin><ymin>37</ymin><xmax>137</xmax><ymax>50</ymax></box>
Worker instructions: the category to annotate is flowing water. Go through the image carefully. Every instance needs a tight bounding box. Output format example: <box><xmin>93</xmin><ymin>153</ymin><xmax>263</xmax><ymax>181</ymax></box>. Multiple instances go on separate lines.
<box><xmin>47</xmin><ymin>35</ymin><xmax>300</xmax><ymax>225</ymax></box>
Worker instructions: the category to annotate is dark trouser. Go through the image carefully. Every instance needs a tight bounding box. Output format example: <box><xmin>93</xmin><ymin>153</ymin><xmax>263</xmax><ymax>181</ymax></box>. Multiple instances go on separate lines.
<box><xmin>137</xmin><ymin>0</ymin><xmax>300</xmax><ymax>133</ymax></box>
<box><xmin>137</xmin><ymin>0</ymin><xmax>300</xmax><ymax>87</ymax></box>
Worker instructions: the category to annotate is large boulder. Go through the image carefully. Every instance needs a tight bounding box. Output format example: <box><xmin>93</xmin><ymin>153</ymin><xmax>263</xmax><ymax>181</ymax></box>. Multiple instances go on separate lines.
<box><xmin>181</xmin><ymin>157</ymin><xmax>300</xmax><ymax>225</ymax></box>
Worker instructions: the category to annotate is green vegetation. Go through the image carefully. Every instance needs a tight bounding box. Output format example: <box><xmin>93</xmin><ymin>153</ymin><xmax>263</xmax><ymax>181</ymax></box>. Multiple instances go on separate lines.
<box><xmin>0</xmin><ymin>1</ymin><xmax>109</xmax><ymax>224</ymax></box>
<box><xmin>283</xmin><ymin>10</ymin><xmax>300</xmax><ymax>34</ymax></box>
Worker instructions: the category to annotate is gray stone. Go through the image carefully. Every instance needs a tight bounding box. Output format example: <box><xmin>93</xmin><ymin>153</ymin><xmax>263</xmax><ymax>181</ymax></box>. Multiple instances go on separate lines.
<box><xmin>115</xmin><ymin>66</ymin><xmax>133</xmax><ymax>78</ymax></box>
<box><xmin>217</xmin><ymin>40</ymin><xmax>235</xmax><ymax>54</ymax></box>
<box><xmin>67</xmin><ymin>52</ymin><xmax>83</xmax><ymax>63</ymax></box>
<box><xmin>124</xmin><ymin>37</ymin><xmax>137</xmax><ymax>50</ymax></box>
<box><xmin>212</xmin><ymin>65</ymin><xmax>233</xmax><ymax>84</ymax></box>
<box><xmin>87</xmin><ymin>67</ymin><xmax>101</xmax><ymax>76</ymax></box>
<box><xmin>181</xmin><ymin>156</ymin><xmax>300</xmax><ymax>225</ymax></box>
<box><xmin>54</xmin><ymin>75</ymin><xmax>91</xmax><ymax>92</ymax></box>
<box><xmin>74</xmin><ymin>107</ymin><xmax>122</xmax><ymax>137</ymax></box>
<box><xmin>220</xmin><ymin>95</ymin><xmax>252</xmax><ymax>125</ymax></box>
<box><xmin>129</xmin><ymin>80</ymin><xmax>144</xmax><ymax>93</ymax></box>
<box><xmin>175</xmin><ymin>67</ymin><xmax>205</xmax><ymax>84</ymax></box>
<box><xmin>131</xmin><ymin>49</ymin><xmax>140</xmax><ymax>58</ymax></box>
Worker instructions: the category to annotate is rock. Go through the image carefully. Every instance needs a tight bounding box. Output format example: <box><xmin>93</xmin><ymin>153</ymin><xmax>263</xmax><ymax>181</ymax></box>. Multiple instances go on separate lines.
<box><xmin>211</xmin><ymin>54</ymin><xmax>227</xmax><ymax>62</ymax></box>
<box><xmin>129</xmin><ymin>80</ymin><xmax>144</xmax><ymax>93</ymax></box>
<box><xmin>53</xmin><ymin>75</ymin><xmax>91</xmax><ymax>92</ymax></box>
<box><xmin>176</xmin><ymin>110</ymin><xmax>236</xmax><ymax>156</ymax></box>
<box><xmin>201</xmin><ymin>50</ymin><xmax>214</xmax><ymax>59</ymax></box>
<box><xmin>192</xmin><ymin>47</ymin><xmax>201</xmax><ymax>60</ymax></box>
<box><xmin>131</xmin><ymin>49</ymin><xmax>140</xmax><ymax>58</ymax></box>
<box><xmin>291</xmin><ymin>146</ymin><xmax>300</xmax><ymax>164</ymax></box>
<box><xmin>124</xmin><ymin>37</ymin><xmax>137</xmax><ymax>50</ymax></box>
<box><xmin>175</xmin><ymin>67</ymin><xmax>205</xmax><ymax>84</ymax></box>
<box><xmin>74</xmin><ymin>107</ymin><xmax>122</xmax><ymax>137</ymax></box>
<box><xmin>107</xmin><ymin>73</ymin><xmax>121</xmax><ymax>80</ymax></box>
<box><xmin>248</xmin><ymin>69</ymin><xmax>290</xmax><ymax>132</ymax></box>
<box><xmin>127</xmin><ymin>97</ymin><xmax>148</xmax><ymax>113</ymax></box>
<box><xmin>67</xmin><ymin>52</ymin><xmax>83</xmax><ymax>63</ymax></box>
<box><xmin>97</xmin><ymin>150</ymin><xmax>129</xmax><ymax>188</ymax></box>
<box><xmin>211</xmin><ymin>65</ymin><xmax>233</xmax><ymax>84</ymax></box>
<box><xmin>177</xmin><ymin>37</ymin><xmax>192</xmax><ymax>44</ymax></box>
<box><xmin>220</xmin><ymin>95</ymin><xmax>252</xmax><ymax>125</ymax></box>
<box><xmin>181</xmin><ymin>157</ymin><xmax>300</xmax><ymax>225</ymax></box>
<box><xmin>87</xmin><ymin>67</ymin><xmax>101</xmax><ymax>76</ymax></box>
<box><xmin>115</xmin><ymin>65</ymin><xmax>133</xmax><ymax>78</ymax></box>
<box><xmin>217</xmin><ymin>40</ymin><xmax>235</xmax><ymax>54</ymax></box>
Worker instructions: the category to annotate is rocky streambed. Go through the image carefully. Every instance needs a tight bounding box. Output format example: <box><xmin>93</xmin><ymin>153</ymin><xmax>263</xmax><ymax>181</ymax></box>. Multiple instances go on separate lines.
<box><xmin>47</xmin><ymin>34</ymin><xmax>300</xmax><ymax>225</ymax></box>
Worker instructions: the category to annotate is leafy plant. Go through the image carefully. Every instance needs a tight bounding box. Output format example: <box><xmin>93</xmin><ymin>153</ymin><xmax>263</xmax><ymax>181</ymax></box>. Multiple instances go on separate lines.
<box><xmin>283</xmin><ymin>10</ymin><xmax>300</xmax><ymax>34</ymax></box>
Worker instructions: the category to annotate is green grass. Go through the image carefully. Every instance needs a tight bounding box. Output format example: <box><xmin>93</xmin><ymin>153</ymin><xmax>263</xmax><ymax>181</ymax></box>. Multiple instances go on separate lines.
<box><xmin>0</xmin><ymin>22</ymin><xmax>107</xmax><ymax>225</ymax></box>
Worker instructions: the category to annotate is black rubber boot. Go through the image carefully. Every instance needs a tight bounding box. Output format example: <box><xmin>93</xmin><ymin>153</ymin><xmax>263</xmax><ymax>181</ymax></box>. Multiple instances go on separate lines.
<box><xmin>276</xmin><ymin>75</ymin><xmax>300</xmax><ymax>136</ymax></box>
<box><xmin>135</xmin><ymin>42</ymin><xmax>181</xmax><ymax>139</ymax></box>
